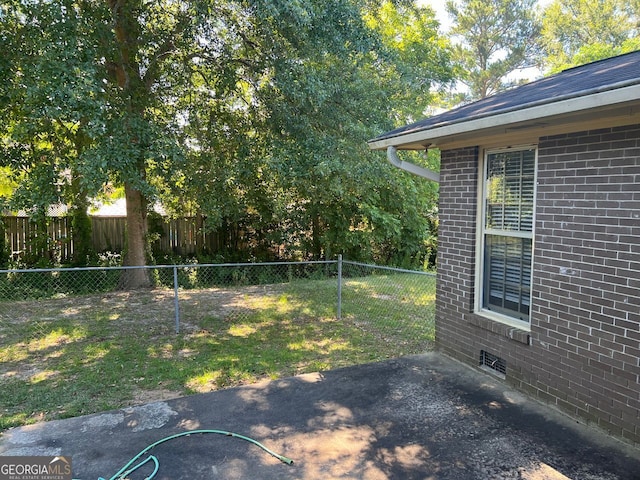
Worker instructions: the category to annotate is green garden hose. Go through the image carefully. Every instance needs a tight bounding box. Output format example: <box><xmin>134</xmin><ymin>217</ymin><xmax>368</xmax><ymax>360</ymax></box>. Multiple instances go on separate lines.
<box><xmin>92</xmin><ymin>429</ymin><xmax>293</xmax><ymax>480</ymax></box>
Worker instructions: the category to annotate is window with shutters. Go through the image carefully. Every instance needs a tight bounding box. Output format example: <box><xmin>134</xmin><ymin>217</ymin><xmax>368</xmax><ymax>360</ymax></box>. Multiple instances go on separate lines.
<box><xmin>479</xmin><ymin>147</ymin><xmax>536</xmax><ymax>325</ymax></box>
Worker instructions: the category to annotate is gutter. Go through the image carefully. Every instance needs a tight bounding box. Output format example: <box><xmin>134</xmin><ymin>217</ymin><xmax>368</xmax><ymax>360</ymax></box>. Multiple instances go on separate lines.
<box><xmin>387</xmin><ymin>146</ymin><xmax>439</xmax><ymax>183</ymax></box>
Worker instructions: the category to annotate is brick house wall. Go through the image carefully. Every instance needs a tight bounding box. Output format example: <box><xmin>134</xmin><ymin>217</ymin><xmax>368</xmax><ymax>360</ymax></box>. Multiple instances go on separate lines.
<box><xmin>435</xmin><ymin>123</ymin><xmax>640</xmax><ymax>445</ymax></box>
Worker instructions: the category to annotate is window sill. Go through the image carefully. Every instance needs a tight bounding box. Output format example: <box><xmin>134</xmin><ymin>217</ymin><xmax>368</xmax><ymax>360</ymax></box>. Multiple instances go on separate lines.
<box><xmin>470</xmin><ymin>312</ymin><xmax>531</xmax><ymax>345</ymax></box>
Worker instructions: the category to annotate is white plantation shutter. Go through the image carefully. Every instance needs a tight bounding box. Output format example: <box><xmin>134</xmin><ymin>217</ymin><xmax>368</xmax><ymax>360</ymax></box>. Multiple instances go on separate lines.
<box><xmin>482</xmin><ymin>148</ymin><xmax>535</xmax><ymax>322</ymax></box>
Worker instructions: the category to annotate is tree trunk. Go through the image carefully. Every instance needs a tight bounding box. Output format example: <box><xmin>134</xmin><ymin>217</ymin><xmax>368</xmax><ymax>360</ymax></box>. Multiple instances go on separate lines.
<box><xmin>70</xmin><ymin>201</ymin><xmax>92</xmax><ymax>266</ymax></box>
<box><xmin>311</xmin><ymin>214</ymin><xmax>323</xmax><ymax>260</ymax></box>
<box><xmin>119</xmin><ymin>182</ymin><xmax>151</xmax><ymax>288</ymax></box>
<box><xmin>107</xmin><ymin>0</ymin><xmax>152</xmax><ymax>288</ymax></box>
<box><xmin>69</xmin><ymin>154</ymin><xmax>93</xmax><ymax>266</ymax></box>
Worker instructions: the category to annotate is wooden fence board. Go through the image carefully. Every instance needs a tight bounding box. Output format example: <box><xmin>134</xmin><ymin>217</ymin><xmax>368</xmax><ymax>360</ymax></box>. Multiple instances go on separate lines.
<box><xmin>1</xmin><ymin>216</ymin><xmax>226</xmax><ymax>263</ymax></box>
<box><xmin>91</xmin><ymin>217</ymin><xmax>126</xmax><ymax>253</ymax></box>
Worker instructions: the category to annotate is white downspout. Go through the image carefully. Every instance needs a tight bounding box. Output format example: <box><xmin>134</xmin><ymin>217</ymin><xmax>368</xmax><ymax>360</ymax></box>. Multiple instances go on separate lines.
<box><xmin>387</xmin><ymin>146</ymin><xmax>439</xmax><ymax>183</ymax></box>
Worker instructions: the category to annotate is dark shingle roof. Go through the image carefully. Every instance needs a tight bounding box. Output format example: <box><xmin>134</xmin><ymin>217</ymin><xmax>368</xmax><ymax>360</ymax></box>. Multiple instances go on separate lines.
<box><xmin>370</xmin><ymin>50</ymin><xmax>640</xmax><ymax>144</ymax></box>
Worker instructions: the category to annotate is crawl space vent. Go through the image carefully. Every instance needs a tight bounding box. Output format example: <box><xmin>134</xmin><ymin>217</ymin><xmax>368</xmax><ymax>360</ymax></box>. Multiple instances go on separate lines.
<box><xmin>479</xmin><ymin>350</ymin><xmax>506</xmax><ymax>378</ymax></box>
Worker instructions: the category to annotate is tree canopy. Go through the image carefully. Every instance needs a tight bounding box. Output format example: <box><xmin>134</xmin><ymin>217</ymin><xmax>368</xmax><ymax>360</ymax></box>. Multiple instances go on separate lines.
<box><xmin>541</xmin><ymin>0</ymin><xmax>640</xmax><ymax>72</ymax></box>
<box><xmin>445</xmin><ymin>0</ymin><xmax>541</xmax><ymax>100</ymax></box>
<box><xmin>0</xmin><ymin>0</ymin><xmax>453</xmax><ymax>274</ymax></box>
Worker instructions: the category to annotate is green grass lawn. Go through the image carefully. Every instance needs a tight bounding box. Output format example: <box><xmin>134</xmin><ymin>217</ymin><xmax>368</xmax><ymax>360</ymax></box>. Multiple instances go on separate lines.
<box><xmin>0</xmin><ymin>274</ymin><xmax>435</xmax><ymax>431</ymax></box>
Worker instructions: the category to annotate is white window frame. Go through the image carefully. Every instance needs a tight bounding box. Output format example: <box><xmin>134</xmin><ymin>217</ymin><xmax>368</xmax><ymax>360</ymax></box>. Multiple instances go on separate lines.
<box><xmin>475</xmin><ymin>145</ymin><xmax>537</xmax><ymax>330</ymax></box>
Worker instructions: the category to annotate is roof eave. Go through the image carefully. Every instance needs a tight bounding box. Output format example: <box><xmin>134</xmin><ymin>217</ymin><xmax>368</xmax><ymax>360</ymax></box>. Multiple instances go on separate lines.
<box><xmin>368</xmin><ymin>83</ymin><xmax>640</xmax><ymax>151</ymax></box>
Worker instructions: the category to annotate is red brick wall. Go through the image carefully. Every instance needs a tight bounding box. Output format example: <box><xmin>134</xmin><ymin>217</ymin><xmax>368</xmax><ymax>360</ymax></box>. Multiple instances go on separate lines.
<box><xmin>435</xmin><ymin>124</ymin><xmax>640</xmax><ymax>445</ymax></box>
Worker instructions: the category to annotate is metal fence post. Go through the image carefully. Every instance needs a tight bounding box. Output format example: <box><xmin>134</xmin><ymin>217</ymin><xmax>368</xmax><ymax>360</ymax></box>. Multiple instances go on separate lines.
<box><xmin>337</xmin><ymin>254</ymin><xmax>342</xmax><ymax>320</ymax></box>
<box><xmin>173</xmin><ymin>265</ymin><xmax>180</xmax><ymax>333</ymax></box>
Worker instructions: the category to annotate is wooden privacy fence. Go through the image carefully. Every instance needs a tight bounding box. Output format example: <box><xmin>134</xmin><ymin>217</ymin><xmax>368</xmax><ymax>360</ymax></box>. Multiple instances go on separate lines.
<box><xmin>2</xmin><ymin>216</ymin><xmax>226</xmax><ymax>262</ymax></box>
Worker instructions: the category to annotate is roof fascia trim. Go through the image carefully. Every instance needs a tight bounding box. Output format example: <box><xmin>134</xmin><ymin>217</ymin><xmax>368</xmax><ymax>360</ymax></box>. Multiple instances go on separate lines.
<box><xmin>368</xmin><ymin>83</ymin><xmax>640</xmax><ymax>151</ymax></box>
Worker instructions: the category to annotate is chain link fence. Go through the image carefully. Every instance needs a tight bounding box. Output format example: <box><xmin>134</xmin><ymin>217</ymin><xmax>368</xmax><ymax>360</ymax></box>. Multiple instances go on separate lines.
<box><xmin>340</xmin><ymin>261</ymin><xmax>436</xmax><ymax>355</ymax></box>
<box><xmin>0</xmin><ymin>258</ymin><xmax>435</xmax><ymax>429</ymax></box>
<box><xmin>0</xmin><ymin>258</ymin><xmax>435</xmax><ymax>337</ymax></box>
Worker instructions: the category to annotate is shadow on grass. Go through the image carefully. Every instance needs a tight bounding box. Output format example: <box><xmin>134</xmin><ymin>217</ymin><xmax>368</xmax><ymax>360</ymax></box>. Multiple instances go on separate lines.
<box><xmin>0</xmin><ymin>276</ymin><xmax>435</xmax><ymax>430</ymax></box>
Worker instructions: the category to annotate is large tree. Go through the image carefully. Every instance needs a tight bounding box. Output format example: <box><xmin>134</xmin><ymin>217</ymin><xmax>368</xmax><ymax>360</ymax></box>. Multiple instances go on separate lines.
<box><xmin>541</xmin><ymin>0</ymin><xmax>640</xmax><ymax>72</ymax></box>
<box><xmin>445</xmin><ymin>0</ymin><xmax>542</xmax><ymax>100</ymax></box>
<box><xmin>0</xmin><ymin>1</ymin><xmax>101</xmax><ymax>265</ymax></box>
<box><xmin>171</xmin><ymin>1</ymin><xmax>452</xmax><ymax>264</ymax></box>
<box><xmin>1</xmin><ymin>0</ymin><xmax>182</xmax><ymax>279</ymax></box>
<box><xmin>1</xmin><ymin>0</ymin><xmax>453</xmax><ymax>274</ymax></box>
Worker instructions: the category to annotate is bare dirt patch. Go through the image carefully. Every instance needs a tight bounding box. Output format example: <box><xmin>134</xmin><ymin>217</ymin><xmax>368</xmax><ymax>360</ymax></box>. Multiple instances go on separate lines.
<box><xmin>129</xmin><ymin>387</ymin><xmax>183</xmax><ymax>406</ymax></box>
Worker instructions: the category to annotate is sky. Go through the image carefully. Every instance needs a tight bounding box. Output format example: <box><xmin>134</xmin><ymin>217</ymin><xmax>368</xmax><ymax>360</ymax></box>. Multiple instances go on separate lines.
<box><xmin>417</xmin><ymin>0</ymin><xmax>451</xmax><ymax>31</ymax></box>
